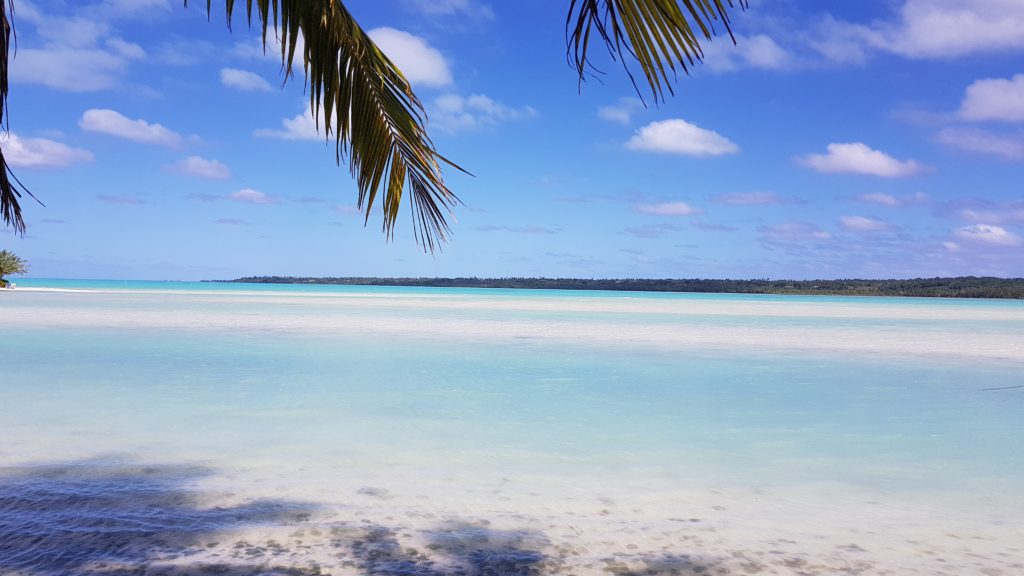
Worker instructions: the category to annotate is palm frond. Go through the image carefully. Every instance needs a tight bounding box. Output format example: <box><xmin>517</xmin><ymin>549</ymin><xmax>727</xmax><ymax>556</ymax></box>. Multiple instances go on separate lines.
<box><xmin>1</xmin><ymin>0</ymin><xmax>26</xmax><ymax>235</ymax></box>
<box><xmin>0</xmin><ymin>161</ymin><xmax>31</xmax><ymax>237</ymax></box>
<box><xmin>0</xmin><ymin>0</ymin><xmax>741</xmax><ymax>241</ymax></box>
<box><xmin>195</xmin><ymin>0</ymin><xmax>465</xmax><ymax>251</ymax></box>
<box><xmin>567</xmin><ymin>0</ymin><xmax>747</xmax><ymax>103</ymax></box>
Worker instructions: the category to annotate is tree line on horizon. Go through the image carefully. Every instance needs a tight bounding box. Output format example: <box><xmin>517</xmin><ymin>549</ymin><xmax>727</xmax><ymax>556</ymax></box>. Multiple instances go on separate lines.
<box><xmin>224</xmin><ymin>276</ymin><xmax>1024</xmax><ymax>299</ymax></box>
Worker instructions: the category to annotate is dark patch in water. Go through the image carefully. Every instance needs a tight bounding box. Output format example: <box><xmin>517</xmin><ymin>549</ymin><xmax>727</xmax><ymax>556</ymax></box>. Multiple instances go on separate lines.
<box><xmin>428</xmin><ymin>521</ymin><xmax>549</xmax><ymax>575</ymax></box>
<box><xmin>0</xmin><ymin>459</ymin><xmax>918</xmax><ymax>575</ymax></box>
<box><xmin>322</xmin><ymin>520</ymin><xmax>551</xmax><ymax>575</ymax></box>
<box><xmin>0</xmin><ymin>459</ymin><xmax>315</xmax><ymax>575</ymax></box>
<box><xmin>356</xmin><ymin>486</ymin><xmax>391</xmax><ymax>499</ymax></box>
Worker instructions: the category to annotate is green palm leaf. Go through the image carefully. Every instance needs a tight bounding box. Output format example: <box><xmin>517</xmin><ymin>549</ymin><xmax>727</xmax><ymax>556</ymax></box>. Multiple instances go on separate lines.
<box><xmin>0</xmin><ymin>0</ymin><xmax>746</xmax><ymax>245</ymax></box>
<box><xmin>1</xmin><ymin>0</ymin><xmax>40</xmax><ymax>236</ymax></box>
<box><xmin>0</xmin><ymin>0</ymin><xmax>464</xmax><ymax>249</ymax></box>
<box><xmin>567</xmin><ymin>0</ymin><xmax>747</xmax><ymax>102</ymax></box>
<box><xmin>203</xmin><ymin>0</ymin><xmax>465</xmax><ymax>251</ymax></box>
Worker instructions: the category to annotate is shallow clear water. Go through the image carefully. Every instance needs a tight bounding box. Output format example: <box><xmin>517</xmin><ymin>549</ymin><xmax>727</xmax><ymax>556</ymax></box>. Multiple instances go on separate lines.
<box><xmin>2</xmin><ymin>282</ymin><xmax>1023</xmax><ymax>575</ymax></box>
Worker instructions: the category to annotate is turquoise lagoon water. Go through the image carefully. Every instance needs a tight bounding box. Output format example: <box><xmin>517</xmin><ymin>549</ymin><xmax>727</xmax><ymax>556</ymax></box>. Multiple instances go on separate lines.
<box><xmin>1</xmin><ymin>281</ymin><xmax>1023</xmax><ymax>575</ymax></box>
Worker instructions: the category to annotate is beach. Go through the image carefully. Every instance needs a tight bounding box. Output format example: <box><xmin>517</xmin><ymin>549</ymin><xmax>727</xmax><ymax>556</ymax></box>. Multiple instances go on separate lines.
<box><xmin>2</xmin><ymin>283</ymin><xmax>1022</xmax><ymax>575</ymax></box>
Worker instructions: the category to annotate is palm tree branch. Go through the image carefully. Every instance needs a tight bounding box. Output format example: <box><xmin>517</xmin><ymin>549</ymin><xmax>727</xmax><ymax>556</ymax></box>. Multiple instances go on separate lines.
<box><xmin>202</xmin><ymin>0</ymin><xmax>465</xmax><ymax>250</ymax></box>
<box><xmin>0</xmin><ymin>0</ymin><xmax>462</xmax><ymax>244</ymax></box>
<box><xmin>567</xmin><ymin>0</ymin><xmax>747</xmax><ymax>104</ymax></box>
<box><xmin>2</xmin><ymin>0</ymin><xmax>743</xmax><ymax>241</ymax></box>
<box><xmin>0</xmin><ymin>0</ymin><xmax>24</xmax><ymax>235</ymax></box>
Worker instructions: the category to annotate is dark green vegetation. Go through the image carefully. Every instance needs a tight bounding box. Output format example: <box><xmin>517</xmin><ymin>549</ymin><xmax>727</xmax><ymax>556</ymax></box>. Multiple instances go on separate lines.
<box><xmin>225</xmin><ymin>276</ymin><xmax>1024</xmax><ymax>299</ymax></box>
<box><xmin>0</xmin><ymin>249</ymin><xmax>27</xmax><ymax>287</ymax></box>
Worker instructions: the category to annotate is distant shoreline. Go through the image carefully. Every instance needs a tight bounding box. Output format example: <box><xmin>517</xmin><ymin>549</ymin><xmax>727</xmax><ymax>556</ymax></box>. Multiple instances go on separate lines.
<box><xmin>219</xmin><ymin>276</ymin><xmax>1024</xmax><ymax>299</ymax></box>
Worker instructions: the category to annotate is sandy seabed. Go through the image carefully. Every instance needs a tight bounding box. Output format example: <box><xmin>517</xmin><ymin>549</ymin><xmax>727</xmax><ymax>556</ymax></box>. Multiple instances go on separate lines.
<box><xmin>8</xmin><ymin>287</ymin><xmax>1024</xmax><ymax>363</ymax></box>
<box><xmin>2</xmin><ymin>288</ymin><xmax>1023</xmax><ymax>575</ymax></box>
<box><xmin>3</xmin><ymin>458</ymin><xmax>1022</xmax><ymax>576</ymax></box>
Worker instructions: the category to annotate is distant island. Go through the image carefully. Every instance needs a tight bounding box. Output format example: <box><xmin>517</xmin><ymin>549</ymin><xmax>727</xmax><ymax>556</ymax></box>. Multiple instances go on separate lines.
<box><xmin>220</xmin><ymin>276</ymin><xmax>1024</xmax><ymax>299</ymax></box>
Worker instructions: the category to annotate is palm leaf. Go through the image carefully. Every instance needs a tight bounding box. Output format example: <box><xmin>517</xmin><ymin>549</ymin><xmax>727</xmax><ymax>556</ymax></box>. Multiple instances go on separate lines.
<box><xmin>0</xmin><ymin>0</ymin><xmax>464</xmax><ymax>249</ymax></box>
<box><xmin>1</xmin><ymin>0</ymin><xmax>31</xmax><ymax>236</ymax></box>
<box><xmin>567</xmin><ymin>0</ymin><xmax>747</xmax><ymax>103</ymax></box>
<box><xmin>0</xmin><ymin>0</ymin><xmax>745</xmax><ymax>242</ymax></box>
<box><xmin>198</xmin><ymin>0</ymin><xmax>465</xmax><ymax>251</ymax></box>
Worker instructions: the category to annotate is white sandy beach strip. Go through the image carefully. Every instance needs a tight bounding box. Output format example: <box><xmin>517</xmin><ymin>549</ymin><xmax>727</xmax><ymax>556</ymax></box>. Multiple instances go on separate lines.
<box><xmin>5</xmin><ymin>289</ymin><xmax>1024</xmax><ymax>362</ymax></box>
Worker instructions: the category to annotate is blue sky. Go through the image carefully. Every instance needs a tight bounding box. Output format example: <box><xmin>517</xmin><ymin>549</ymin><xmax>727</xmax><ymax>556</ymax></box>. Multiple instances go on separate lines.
<box><xmin>3</xmin><ymin>0</ymin><xmax>1023</xmax><ymax>280</ymax></box>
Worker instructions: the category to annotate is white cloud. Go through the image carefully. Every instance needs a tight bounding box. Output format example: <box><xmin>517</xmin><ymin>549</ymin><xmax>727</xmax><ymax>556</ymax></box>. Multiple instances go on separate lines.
<box><xmin>860</xmin><ymin>192</ymin><xmax>899</xmax><ymax>207</ymax></box>
<box><xmin>954</xmin><ymin>224</ymin><xmax>1021</xmax><ymax>246</ymax></box>
<box><xmin>230</xmin><ymin>189</ymin><xmax>279</xmax><ymax>204</ymax></box>
<box><xmin>840</xmin><ymin>215</ymin><xmax>889</xmax><ymax>232</ymax></box>
<box><xmin>691</xmin><ymin>222</ymin><xmax>738</xmax><ymax>233</ymax></box>
<box><xmin>598</xmin><ymin>97</ymin><xmax>644</xmax><ymax>125</ymax></box>
<box><xmin>636</xmin><ymin>201</ymin><xmax>702</xmax><ymax>217</ymax></box>
<box><xmin>880</xmin><ymin>0</ymin><xmax>1024</xmax><ymax>58</ymax></box>
<box><xmin>859</xmin><ymin>191</ymin><xmax>929</xmax><ymax>207</ymax></box>
<box><xmin>220</xmin><ymin>68</ymin><xmax>273</xmax><ymax>92</ymax></box>
<box><xmin>254</xmin><ymin>103</ymin><xmax>323</xmax><ymax>140</ymax></box>
<box><xmin>106</xmin><ymin>38</ymin><xmax>145</xmax><ymax>59</ymax></box>
<box><xmin>811</xmin><ymin>1</ymin><xmax>1024</xmax><ymax>64</ymax></box>
<box><xmin>406</xmin><ymin>0</ymin><xmax>494</xmax><ymax>20</ymax></box>
<box><xmin>10</xmin><ymin>4</ymin><xmax>146</xmax><ymax>91</ymax></box>
<box><xmin>231</xmin><ymin>31</ymin><xmax>305</xmax><ymax>65</ymax></box>
<box><xmin>716</xmin><ymin>192</ymin><xmax>781</xmax><ymax>205</ymax></box>
<box><xmin>808</xmin><ymin>15</ymin><xmax>875</xmax><ymax>65</ymax></box>
<box><xmin>958</xmin><ymin>74</ymin><xmax>1024</xmax><ymax>122</ymax></box>
<box><xmin>430</xmin><ymin>93</ymin><xmax>536</xmax><ymax>133</ymax></box>
<box><xmin>30</xmin><ymin>14</ymin><xmax>109</xmax><ymax>47</ymax></box>
<box><xmin>0</xmin><ymin>133</ymin><xmax>93</xmax><ymax>168</ymax></box>
<box><xmin>13</xmin><ymin>48</ymin><xmax>135</xmax><ymax>91</ymax></box>
<box><xmin>936</xmin><ymin>127</ymin><xmax>1024</xmax><ymax>160</ymax></box>
<box><xmin>169</xmin><ymin>156</ymin><xmax>231</xmax><ymax>180</ymax></box>
<box><xmin>799</xmin><ymin>142</ymin><xmax>924</xmax><ymax>177</ymax></box>
<box><xmin>367</xmin><ymin>28</ymin><xmax>452</xmax><ymax>87</ymax></box>
<box><xmin>759</xmin><ymin>222</ymin><xmax>832</xmax><ymax>242</ymax></box>
<box><xmin>156</xmin><ymin>38</ymin><xmax>217</xmax><ymax>66</ymax></box>
<box><xmin>93</xmin><ymin>0</ymin><xmax>173</xmax><ymax>18</ymax></box>
<box><xmin>626</xmin><ymin>119</ymin><xmax>739</xmax><ymax>157</ymax></box>
<box><xmin>79</xmin><ymin>109</ymin><xmax>182</xmax><ymax>146</ymax></box>
<box><xmin>702</xmin><ymin>34</ymin><xmax>790</xmax><ymax>72</ymax></box>
<box><xmin>959</xmin><ymin>205</ymin><xmax>1024</xmax><ymax>225</ymax></box>
<box><xmin>623</xmin><ymin>223</ymin><xmax>686</xmax><ymax>239</ymax></box>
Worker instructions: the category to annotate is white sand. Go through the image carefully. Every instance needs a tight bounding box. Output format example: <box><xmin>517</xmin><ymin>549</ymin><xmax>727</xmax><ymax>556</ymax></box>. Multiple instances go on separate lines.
<box><xmin>6</xmin><ymin>288</ymin><xmax>1024</xmax><ymax>363</ymax></box>
<box><xmin>4</xmin><ymin>288</ymin><xmax>1023</xmax><ymax>574</ymax></box>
